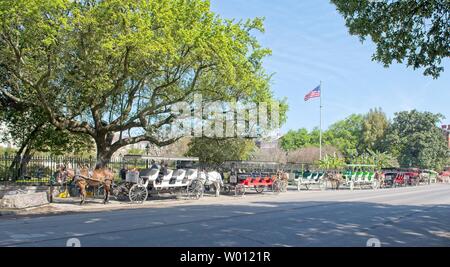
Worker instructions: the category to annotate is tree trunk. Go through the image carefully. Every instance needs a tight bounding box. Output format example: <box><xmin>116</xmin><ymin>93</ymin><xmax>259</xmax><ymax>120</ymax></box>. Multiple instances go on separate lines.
<box><xmin>19</xmin><ymin>147</ymin><xmax>32</xmax><ymax>178</ymax></box>
<box><xmin>8</xmin><ymin>124</ymin><xmax>43</xmax><ymax>180</ymax></box>
<box><xmin>8</xmin><ymin>143</ymin><xmax>27</xmax><ymax>180</ymax></box>
<box><xmin>95</xmin><ymin>138</ymin><xmax>115</xmax><ymax>169</ymax></box>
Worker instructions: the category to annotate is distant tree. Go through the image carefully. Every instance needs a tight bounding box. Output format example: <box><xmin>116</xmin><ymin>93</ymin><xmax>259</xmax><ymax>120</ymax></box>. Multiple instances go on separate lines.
<box><xmin>127</xmin><ymin>148</ymin><xmax>145</xmax><ymax>155</ymax></box>
<box><xmin>317</xmin><ymin>153</ymin><xmax>346</xmax><ymax>170</ymax></box>
<box><xmin>325</xmin><ymin>114</ymin><xmax>364</xmax><ymax>158</ymax></box>
<box><xmin>361</xmin><ymin>108</ymin><xmax>389</xmax><ymax>152</ymax></box>
<box><xmin>350</xmin><ymin>150</ymin><xmax>398</xmax><ymax>170</ymax></box>
<box><xmin>186</xmin><ymin>138</ymin><xmax>256</xmax><ymax>165</ymax></box>
<box><xmin>309</xmin><ymin>128</ymin><xmax>323</xmax><ymax>146</ymax></box>
<box><xmin>288</xmin><ymin>145</ymin><xmax>341</xmax><ymax>164</ymax></box>
<box><xmin>332</xmin><ymin>0</ymin><xmax>450</xmax><ymax>78</ymax></box>
<box><xmin>367</xmin><ymin>149</ymin><xmax>399</xmax><ymax>170</ymax></box>
<box><xmin>251</xmin><ymin>146</ymin><xmax>287</xmax><ymax>164</ymax></box>
<box><xmin>384</xmin><ymin>110</ymin><xmax>448</xmax><ymax>170</ymax></box>
<box><xmin>145</xmin><ymin>138</ymin><xmax>191</xmax><ymax>158</ymax></box>
<box><xmin>280</xmin><ymin>128</ymin><xmax>312</xmax><ymax>151</ymax></box>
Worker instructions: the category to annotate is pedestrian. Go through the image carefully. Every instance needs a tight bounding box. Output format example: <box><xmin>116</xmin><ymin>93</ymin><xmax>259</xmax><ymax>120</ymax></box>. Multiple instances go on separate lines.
<box><xmin>161</xmin><ymin>162</ymin><xmax>169</xmax><ymax>176</ymax></box>
<box><xmin>150</xmin><ymin>160</ymin><xmax>160</xmax><ymax>170</ymax></box>
<box><xmin>120</xmin><ymin>165</ymin><xmax>128</xmax><ymax>181</ymax></box>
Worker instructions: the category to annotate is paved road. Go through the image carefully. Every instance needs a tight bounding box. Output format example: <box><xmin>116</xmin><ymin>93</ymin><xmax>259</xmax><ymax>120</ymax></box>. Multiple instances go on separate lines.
<box><xmin>1</xmin><ymin>184</ymin><xmax>450</xmax><ymax>247</ymax></box>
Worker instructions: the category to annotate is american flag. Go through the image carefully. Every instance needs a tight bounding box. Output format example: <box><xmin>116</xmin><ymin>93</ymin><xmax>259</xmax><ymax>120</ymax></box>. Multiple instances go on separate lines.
<box><xmin>304</xmin><ymin>85</ymin><xmax>321</xmax><ymax>101</ymax></box>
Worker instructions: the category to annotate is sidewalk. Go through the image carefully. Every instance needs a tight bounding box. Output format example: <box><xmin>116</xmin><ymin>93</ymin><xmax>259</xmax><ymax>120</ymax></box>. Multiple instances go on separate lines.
<box><xmin>0</xmin><ymin>195</ymin><xmax>201</xmax><ymax>217</ymax></box>
<box><xmin>0</xmin><ymin>191</ymin><xmax>274</xmax><ymax>218</ymax></box>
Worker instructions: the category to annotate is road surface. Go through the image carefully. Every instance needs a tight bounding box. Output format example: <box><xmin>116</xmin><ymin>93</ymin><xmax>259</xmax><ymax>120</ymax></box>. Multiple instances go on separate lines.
<box><xmin>1</xmin><ymin>184</ymin><xmax>450</xmax><ymax>247</ymax></box>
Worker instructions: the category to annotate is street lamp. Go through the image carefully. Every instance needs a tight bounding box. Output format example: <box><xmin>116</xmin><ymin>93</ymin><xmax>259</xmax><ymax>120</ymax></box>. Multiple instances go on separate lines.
<box><xmin>145</xmin><ymin>143</ymin><xmax>150</xmax><ymax>168</ymax></box>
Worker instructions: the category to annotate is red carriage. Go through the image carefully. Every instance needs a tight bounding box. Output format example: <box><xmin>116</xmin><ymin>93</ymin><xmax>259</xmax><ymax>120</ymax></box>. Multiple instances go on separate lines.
<box><xmin>382</xmin><ymin>168</ymin><xmax>421</xmax><ymax>187</ymax></box>
<box><xmin>404</xmin><ymin>169</ymin><xmax>421</xmax><ymax>186</ymax></box>
<box><xmin>223</xmin><ymin>161</ymin><xmax>284</xmax><ymax>196</ymax></box>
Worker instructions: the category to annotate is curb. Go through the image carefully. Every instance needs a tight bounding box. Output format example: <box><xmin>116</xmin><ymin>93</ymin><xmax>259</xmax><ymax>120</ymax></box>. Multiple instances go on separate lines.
<box><xmin>0</xmin><ymin>204</ymin><xmax>51</xmax><ymax>216</ymax></box>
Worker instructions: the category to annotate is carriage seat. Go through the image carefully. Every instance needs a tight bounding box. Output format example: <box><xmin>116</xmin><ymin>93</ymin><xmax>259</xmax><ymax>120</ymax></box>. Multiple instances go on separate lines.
<box><xmin>173</xmin><ymin>169</ymin><xmax>187</xmax><ymax>185</ymax></box>
<box><xmin>171</xmin><ymin>169</ymin><xmax>186</xmax><ymax>185</ymax></box>
<box><xmin>184</xmin><ymin>169</ymin><xmax>197</xmax><ymax>182</ymax></box>
<box><xmin>140</xmin><ymin>169</ymin><xmax>155</xmax><ymax>178</ymax></box>
<box><xmin>158</xmin><ymin>169</ymin><xmax>174</xmax><ymax>186</ymax></box>
<box><xmin>142</xmin><ymin>168</ymin><xmax>160</xmax><ymax>183</ymax></box>
<box><xmin>126</xmin><ymin>171</ymin><xmax>140</xmax><ymax>183</ymax></box>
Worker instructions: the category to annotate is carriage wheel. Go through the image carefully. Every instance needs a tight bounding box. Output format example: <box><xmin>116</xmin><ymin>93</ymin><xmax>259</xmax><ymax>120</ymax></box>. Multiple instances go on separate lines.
<box><xmin>272</xmin><ymin>181</ymin><xmax>281</xmax><ymax>195</ymax></box>
<box><xmin>223</xmin><ymin>185</ymin><xmax>231</xmax><ymax>194</ymax></box>
<box><xmin>188</xmin><ymin>181</ymin><xmax>204</xmax><ymax>200</ymax></box>
<box><xmin>372</xmin><ymin>180</ymin><xmax>379</xmax><ymax>190</ymax></box>
<box><xmin>112</xmin><ymin>184</ymin><xmax>127</xmax><ymax>201</ymax></box>
<box><xmin>111</xmin><ymin>183</ymin><xmax>120</xmax><ymax>196</ymax></box>
<box><xmin>192</xmin><ymin>182</ymin><xmax>205</xmax><ymax>199</ymax></box>
<box><xmin>235</xmin><ymin>184</ymin><xmax>246</xmax><ymax>196</ymax></box>
<box><xmin>254</xmin><ymin>185</ymin><xmax>265</xmax><ymax>193</ymax></box>
<box><xmin>193</xmin><ymin>182</ymin><xmax>204</xmax><ymax>200</ymax></box>
<box><xmin>129</xmin><ymin>184</ymin><xmax>148</xmax><ymax>204</ymax></box>
<box><xmin>282</xmin><ymin>181</ymin><xmax>288</xmax><ymax>192</ymax></box>
<box><xmin>319</xmin><ymin>180</ymin><xmax>327</xmax><ymax>191</ymax></box>
<box><xmin>186</xmin><ymin>181</ymin><xmax>196</xmax><ymax>199</ymax></box>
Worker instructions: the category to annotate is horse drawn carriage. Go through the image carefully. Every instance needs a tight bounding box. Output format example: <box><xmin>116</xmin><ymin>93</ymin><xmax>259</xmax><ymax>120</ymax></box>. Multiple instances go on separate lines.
<box><xmin>343</xmin><ymin>164</ymin><xmax>379</xmax><ymax>190</ymax></box>
<box><xmin>112</xmin><ymin>156</ymin><xmax>205</xmax><ymax>203</ymax></box>
<box><xmin>222</xmin><ymin>161</ymin><xmax>286</xmax><ymax>196</ymax></box>
<box><xmin>294</xmin><ymin>171</ymin><xmax>327</xmax><ymax>191</ymax></box>
<box><xmin>382</xmin><ymin>168</ymin><xmax>422</xmax><ymax>188</ymax></box>
<box><xmin>420</xmin><ymin>169</ymin><xmax>439</xmax><ymax>184</ymax></box>
<box><xmin>279</xmin><ymin>163</ymin><xmax>326</xmax><ymax>191</ymax></box>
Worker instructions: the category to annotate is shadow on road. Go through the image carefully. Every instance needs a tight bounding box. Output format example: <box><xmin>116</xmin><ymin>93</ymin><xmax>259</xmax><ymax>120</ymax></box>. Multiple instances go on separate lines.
<box><xmin>1</xmin><ymin>199</ymin><xmax>450</xmax><ymax>247</ymax></box>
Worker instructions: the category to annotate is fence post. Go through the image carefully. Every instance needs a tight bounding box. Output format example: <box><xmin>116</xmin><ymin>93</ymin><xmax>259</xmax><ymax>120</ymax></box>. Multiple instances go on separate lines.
<box><xmin>2</xmin><ymin>152</ymin><xmax>6</xmax><ymax>182</ymax></box>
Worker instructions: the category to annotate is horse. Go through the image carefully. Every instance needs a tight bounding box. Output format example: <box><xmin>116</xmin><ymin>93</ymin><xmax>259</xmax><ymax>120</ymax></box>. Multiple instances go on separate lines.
<box><xmin>51</xmin><ymin>164</ymin><xmax>77</xmax><ymax>202</ymax></box>
<box><xmin>374</xmin><ymin>171</ymin><xmax>386</xmax><ymax>188</ymax></box>
<box><xmin>54</xmin><ymin>164</ymin><xmax>76</xmax><ymax>185</ymax></box>
<box><xmin>76</xmin><ymin>166</ymin><xmax>114</xmax><ymax>205</ymax></box>
<box><xmin>324</xmin><ymin>172</ymin><xmax>344</xmax><ymax>190</ymax></box>
<box><xmin>198</xmin><ymin>170</ymin><xmax>223</xmax><ymax>197</ymax></box>
<box><xmin>276</xmin><ymin>170</ymin><xmax>289</xmax><ymax>192</ymax></box>
<box><xmin>418</xmin><ymin>172</ymin><xmax>430</xmax><ymax>185</ymax></box>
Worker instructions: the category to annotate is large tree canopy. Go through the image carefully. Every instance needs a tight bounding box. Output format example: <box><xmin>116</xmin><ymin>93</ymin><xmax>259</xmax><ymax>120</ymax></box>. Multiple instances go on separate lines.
<box><xmin>332</xmin><ymin>0</ymin><xmax>450</xmax><ymax>78</ymax></box>
<box><xmin>361</xmin><ymin>108</ymin><xmax>389</xmax><ymax>152</ymax></box>
<box><xmin>384</xmin><ymin>110</ymin><xmax>448</xmax><ymax>170</ymax></box>
<box><xmin>325</xmin><ymin>114</ymin><xmax>364</xmax><ymax>158</ymax></box>
<box><xmin>0</xmin><ymin>0</ymin><xmax>283</xmax><ymax>166</ymax></box>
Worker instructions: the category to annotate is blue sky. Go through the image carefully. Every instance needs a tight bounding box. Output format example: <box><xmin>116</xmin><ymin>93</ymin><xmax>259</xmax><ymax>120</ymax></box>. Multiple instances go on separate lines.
<box><xmin>210</xmin><ymin>0</ymin><xmax>450</xmax><ymax>133</ymax></box>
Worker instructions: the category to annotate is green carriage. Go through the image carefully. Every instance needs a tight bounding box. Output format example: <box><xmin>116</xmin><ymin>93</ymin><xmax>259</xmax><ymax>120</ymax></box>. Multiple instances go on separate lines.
<box><xmin>343</xmin><ymin>164</ymin><xmax>379</xmax><ymax>190</ymax></box>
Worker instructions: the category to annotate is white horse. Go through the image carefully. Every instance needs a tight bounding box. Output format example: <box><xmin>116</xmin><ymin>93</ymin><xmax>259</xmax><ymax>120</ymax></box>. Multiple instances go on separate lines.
<box><xmin>198</xmin><ymin>170</ymin><xmax>223</xmax><ymax>197</ymax></box>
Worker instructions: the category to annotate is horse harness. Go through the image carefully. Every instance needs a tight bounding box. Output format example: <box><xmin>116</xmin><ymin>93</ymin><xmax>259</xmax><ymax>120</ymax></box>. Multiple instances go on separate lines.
<box><xmin>75</xmin><ymin>169</ymin><xmax>113</xmax><ymax>183</ymax></box>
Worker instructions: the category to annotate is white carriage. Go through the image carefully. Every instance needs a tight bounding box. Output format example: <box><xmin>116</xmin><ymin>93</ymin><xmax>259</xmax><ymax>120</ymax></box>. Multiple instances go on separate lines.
<box><xmin>113</xmin><ymin>156</ymin><xmax>204</xmax><ymax>203</ymax></box>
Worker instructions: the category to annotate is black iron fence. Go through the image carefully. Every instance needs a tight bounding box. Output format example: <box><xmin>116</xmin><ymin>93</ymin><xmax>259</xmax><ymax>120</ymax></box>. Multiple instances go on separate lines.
<box><xmin>0</xmin><ymin>154</ymin><xmax>217</xmax><ymax>184</ymax></box>
<box><xmin>0</xmin><ymin>153</ymin><xmax>321</xmax><ymax>185</ymax></box>
<box><xmin>0</xmin><ymin>153</ymin><xmax>127</xmax><ymax>184</ymax></box>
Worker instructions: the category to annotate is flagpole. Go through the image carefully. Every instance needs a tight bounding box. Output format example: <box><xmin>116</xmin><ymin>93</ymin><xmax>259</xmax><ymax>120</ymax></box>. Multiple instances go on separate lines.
<box><xmin>319</xmin><ymin>81</ymin><xmax>322</xmax><ymax>160</ymax></box>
